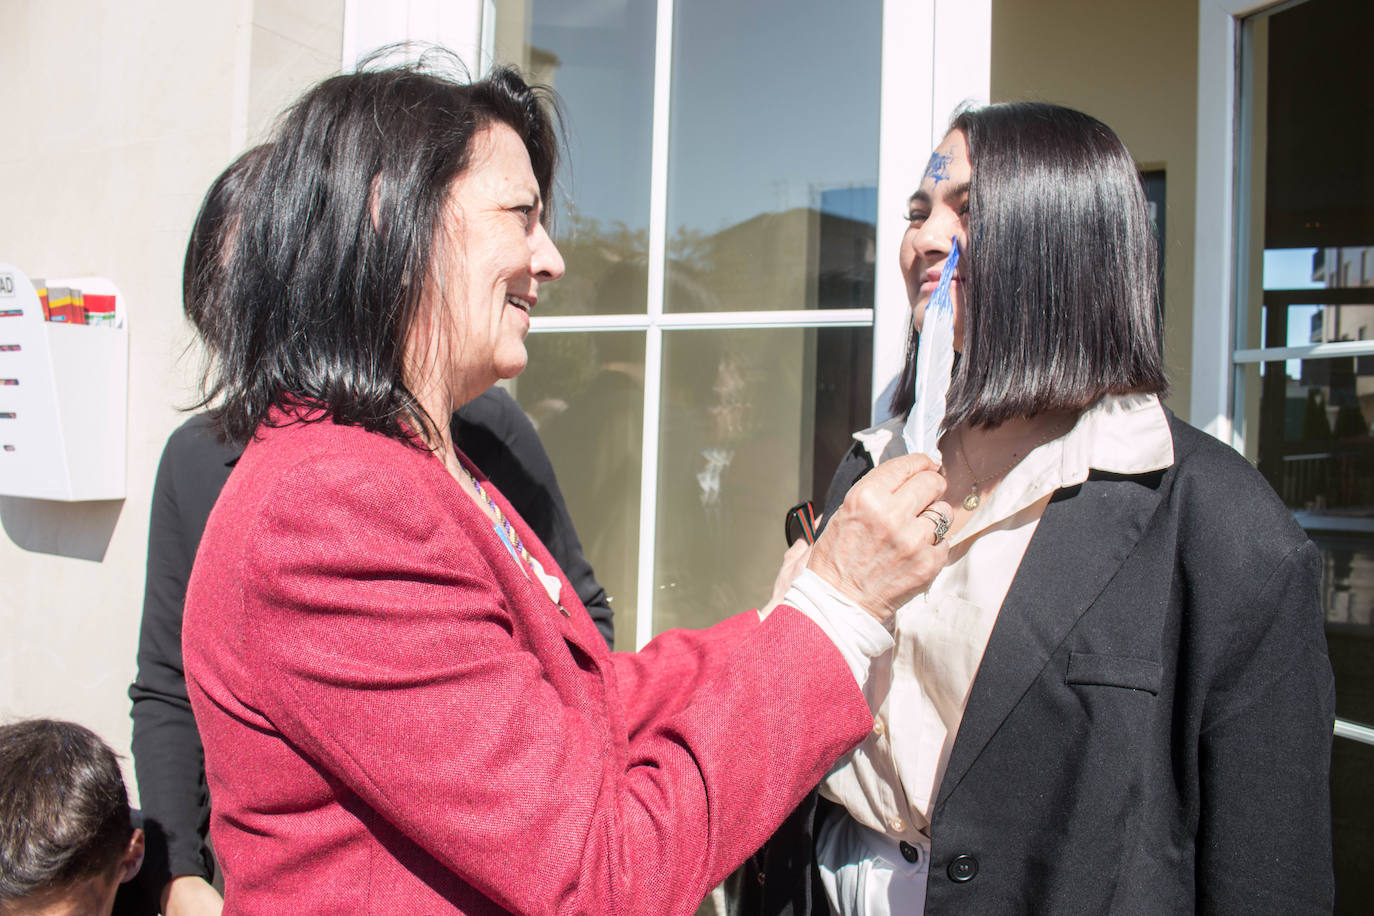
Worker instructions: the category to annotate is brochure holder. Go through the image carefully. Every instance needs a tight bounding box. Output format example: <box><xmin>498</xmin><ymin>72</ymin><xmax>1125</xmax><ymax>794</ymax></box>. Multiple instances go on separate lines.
<box><xmin>0</xmin><ymin>264</ymin><xmax>128</xmax><ymax>500</ymax></box>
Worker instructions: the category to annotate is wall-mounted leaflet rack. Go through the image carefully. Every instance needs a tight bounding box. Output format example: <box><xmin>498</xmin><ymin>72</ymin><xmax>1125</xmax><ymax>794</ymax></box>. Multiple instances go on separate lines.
<box><xmin>0</xmin><ymin>263</ymin><xmax>128</xmax><ymax>500</ymax></box>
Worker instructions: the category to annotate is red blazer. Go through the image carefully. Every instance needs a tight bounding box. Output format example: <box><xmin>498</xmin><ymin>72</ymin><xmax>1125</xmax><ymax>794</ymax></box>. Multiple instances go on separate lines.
<box><xmin>183</xmin><ymin>412</ymin><xmax>870</xmax><ymax>914</ymax></box>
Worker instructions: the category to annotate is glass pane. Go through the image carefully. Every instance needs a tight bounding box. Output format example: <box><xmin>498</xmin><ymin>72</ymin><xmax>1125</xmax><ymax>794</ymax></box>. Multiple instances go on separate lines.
<box><xmin>1245</xmin><ymin>0</ymin><xmax>1374</xmax><ymax>520</ymax></box>
<box><xmin>1313</xmin><ymin>531</ymin><xmax>1374</xmax><ymax>727</ymax></box>
<box><xmin>1260</xmin><ymin>298</ymin><xmax>1374</xmax><ymax>349</ymax></box>
<box><xmin>653</xmin><ymin>326</ymin><xmax>872</xmax><ymax>634</ymax></box>
<box><xmin>509</xmin><ymin>331</ymin><xmax>645</xmax><ymax>652</ymax></box>
<box><xmin>664</xmin><ymin>0</ymin><xmax>881</xmax><ymax>312</ymax></box>
<box><xmin>489</xmin><ymin>0</ymin><xmax>655</xmax><ymax>315</ymax></box>
<box><xmin>1246</xmin><ymin>357</ymin><xmax>1374</xmax><ymax>732</ymax></box>
<box><xmin>1259</xmin><ymin>248</ymin><xmax>1374</xmax><ymax>348</ymax></box>
<box><xmin>1253</xmin><ymin>355</ymin><xmax>1374</xmax><ymax>514</ymax></box>
<box><xmin>1260</xmin><ymin>3</ymin><xmax>1372</xmax><ymax>256</ymax></box>
<box><xmin>1265</xmin><ymin>247</ymin><xmax>1373</xmax><ymax>293</ymax></box>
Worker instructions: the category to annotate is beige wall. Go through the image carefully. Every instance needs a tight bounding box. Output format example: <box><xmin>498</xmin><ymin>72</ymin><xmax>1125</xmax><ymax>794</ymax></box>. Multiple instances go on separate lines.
<box><xmin>990</xmin><ymin>0</ymin><xmax>1199</xmax><ymax>420</ymax></box>
<box><xmin>0</xmin><ymin>0</ymin><xmax>343</xmax><ymax>803</ymax></box>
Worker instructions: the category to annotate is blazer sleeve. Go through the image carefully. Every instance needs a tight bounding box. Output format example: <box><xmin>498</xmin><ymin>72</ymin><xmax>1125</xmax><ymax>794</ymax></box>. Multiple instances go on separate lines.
<box><xmin>1195</xmin><ymin>539</ymin><xmax>1335</xmax><ymax>914</ymax></box>
<box><xmin>128</xmin><ymin>419</ymin><xmax>231</xmax><ymax>888</ymax></box>
<box><xmin>230</xmin><ymin>452</ymin><xmax>872</xmax><ymax>916</ymax></box>
<box><xmin>608</xmin><ymin>610</ymin><xmax>761</xmax><ymax>736</ymax></box>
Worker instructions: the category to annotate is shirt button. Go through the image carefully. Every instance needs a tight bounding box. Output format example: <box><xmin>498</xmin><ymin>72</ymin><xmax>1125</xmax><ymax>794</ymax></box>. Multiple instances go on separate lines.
<box><xmin>889</xmin><ymin>817</ymin><xmax>905</xmax><ymax>833</ymax></box>
<box><xmin>899</xmin><ymin>841</ymin><xmax>920</xmax><ymax>864</ymax></box>
<box><xmin>948</xmin><ymin>854</ymin><xmax>978</xmax><ymax>883</ymax></box>
<box><xmin>872</xmin><ymin>717</ymin><xmax>885</xmax><ymax>736</ymax></box>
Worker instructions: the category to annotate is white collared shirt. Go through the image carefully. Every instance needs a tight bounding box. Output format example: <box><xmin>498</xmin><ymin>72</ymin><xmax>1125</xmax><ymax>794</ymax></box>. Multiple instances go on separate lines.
<box><xmin>812</xmin><ymin>393</ymin><xmax>1174</xmax><ymax>914</ymax></box>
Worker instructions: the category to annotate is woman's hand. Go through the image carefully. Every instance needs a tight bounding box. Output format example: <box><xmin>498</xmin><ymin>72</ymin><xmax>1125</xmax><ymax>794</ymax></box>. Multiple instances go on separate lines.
<box><xmin>161</xmin><ymin>875</ymin><xmax>224</xmax><ymax>916</ymax></box>
<box><xmin>760</xmin><ymin>537</ymin><xmax>815</xmax><ymax>620</ymax></box>
<box><xmin>806</xmin><ymin>453</ymin><xmax>952</xmax><ymax>623</ymax></box>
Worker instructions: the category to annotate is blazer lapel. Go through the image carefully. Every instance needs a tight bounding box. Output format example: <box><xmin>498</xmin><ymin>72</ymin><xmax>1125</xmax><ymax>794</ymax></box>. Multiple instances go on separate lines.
<box><xmin>933</xmin><ymin>470</ymin><xmax>1166</xmax><ymax>810</ymax></box>
<box><xmin>503</xmin><ymin>493</ymin><xmax>609</xmax><ymax>661</ymax></box>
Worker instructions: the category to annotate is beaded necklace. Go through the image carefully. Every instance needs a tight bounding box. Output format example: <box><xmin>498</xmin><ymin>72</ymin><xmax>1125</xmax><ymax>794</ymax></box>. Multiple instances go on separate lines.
<box><xmin>457</xmin><ymin>463</ymin><xmax>569</xmax><ymax>617</ymax></box>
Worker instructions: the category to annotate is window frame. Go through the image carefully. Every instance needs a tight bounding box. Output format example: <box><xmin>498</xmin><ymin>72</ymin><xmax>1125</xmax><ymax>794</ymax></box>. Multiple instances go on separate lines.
<box><xmin>1197</xmin><ymin>0</ymin><xmax>1374</xmax><ymax>746</ymax></box>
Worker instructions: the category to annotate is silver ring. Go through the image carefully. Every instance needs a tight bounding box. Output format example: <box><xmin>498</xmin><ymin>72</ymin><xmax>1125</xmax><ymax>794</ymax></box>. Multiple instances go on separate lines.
<box><xmin>918</xmin><ymin>508</ymin><xmax>951</xmax><ymax>544</ymax></box>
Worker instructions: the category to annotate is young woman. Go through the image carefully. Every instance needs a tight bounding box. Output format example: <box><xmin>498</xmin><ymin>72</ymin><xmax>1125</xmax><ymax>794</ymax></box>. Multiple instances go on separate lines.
<box><xmin>735</xmin><ymin>102</ymin><xmax>1335</xmax><ymax>915</ymax></box>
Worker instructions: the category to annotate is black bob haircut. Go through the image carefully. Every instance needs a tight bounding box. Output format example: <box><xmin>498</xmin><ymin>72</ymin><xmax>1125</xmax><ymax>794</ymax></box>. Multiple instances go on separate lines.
<box><xmin>891</xmin><ymin>102</ymin><xmax>1168</xmax><ymax>428</ymax></box>
<box><xmin>201</xmin><ymin>50</ymin><xmax>560</xmax><ymax>446</ymax></box>
<box><xmin>0</xmin><ymin>719</ymin><xmax>133</xmax><ymax>903</ymax></box>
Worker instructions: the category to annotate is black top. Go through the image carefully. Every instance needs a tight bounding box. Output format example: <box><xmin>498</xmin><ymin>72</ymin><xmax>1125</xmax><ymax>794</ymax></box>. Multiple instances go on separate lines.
<box><xmin>128</xmin><ymin>388</ymin><xmax>615</xmax><ymax>892</ymax></box>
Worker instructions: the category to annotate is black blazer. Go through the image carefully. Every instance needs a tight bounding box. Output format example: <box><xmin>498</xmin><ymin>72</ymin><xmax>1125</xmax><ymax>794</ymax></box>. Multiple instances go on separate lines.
<box><xmin>731</xmin><ymin>412</ymin><xmax>1335</xmax><ymax>914</ymax></box>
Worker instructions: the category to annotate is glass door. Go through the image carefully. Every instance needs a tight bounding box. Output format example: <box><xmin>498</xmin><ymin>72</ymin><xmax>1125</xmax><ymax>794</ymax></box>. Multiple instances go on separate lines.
<box><xmin>1231</xmin><ymin>1</ymin><xmax>1374</xmax><ymax>909</ymax></box>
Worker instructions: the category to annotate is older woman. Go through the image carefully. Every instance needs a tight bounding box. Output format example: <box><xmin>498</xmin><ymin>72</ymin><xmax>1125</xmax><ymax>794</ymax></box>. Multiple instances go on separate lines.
<box><xmin>133</xmin><ymin>141</ymin><xmax>620</xmax><ymax>915</ymax></box>
<box><xmin>736</xmin><ymin>103</ymin><xmax>1335</xmax><ymax>914</ymax></box>
<box><xmin>181</xmin><ymin>60</ymin><xmax>954</xmax><ymax>915</ymax></box>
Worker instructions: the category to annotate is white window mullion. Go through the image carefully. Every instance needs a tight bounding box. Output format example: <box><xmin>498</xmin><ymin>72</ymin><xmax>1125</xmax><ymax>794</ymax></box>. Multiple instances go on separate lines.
<box><xmin>872</xmin><ymin>0</ymin><xmax>990</xmax><ymax>424</ymax></box>
<box><xmin>1234</xmin><ymin>339</ymin><xmax>1374</xmax><ymax>364</ymax></box>
<box><xmin>1336</xmin><ymin>718</ymin><xmax>1374</xmax><ymax>746</ymax></box>
<box><xmin>529</xmin><ymin>309</ymin><xmax>874</xmax><ymax>334</ymax></box>
<box><xmin>1194</xmin><ymin>0</ymin><xmax>1279</xmax><ymax>450</ymax></box>
<box><xmin>931</xmin><ymin>0</ymin><xmax>991</xmax><ymax>143</ymax></box>
<box><xmin>635</xmin><ymin>0</ymin><xmax>675</xmax><ymax>649</ymax></box>
<box><xmin>873</xmin><ymin>0</ymin><xmax>935</xmax><ymax>424</ymax></box>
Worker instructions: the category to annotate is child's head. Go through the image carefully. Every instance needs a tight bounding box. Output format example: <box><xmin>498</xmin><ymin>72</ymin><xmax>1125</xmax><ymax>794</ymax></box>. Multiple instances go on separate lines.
<box><xmin>0</xmin><ymin>720</ymin><xmax>144</xmax><ymax>916</ymax></box>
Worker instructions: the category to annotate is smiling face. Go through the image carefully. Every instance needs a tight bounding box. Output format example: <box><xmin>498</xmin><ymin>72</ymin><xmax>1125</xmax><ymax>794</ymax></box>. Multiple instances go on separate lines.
<box><xmin>416</xmin><ymin>121</ymin><xmax>565</xmax><ymax>409</ymax></box>
<box><xmin>899</xmin><ymin>129</ymin><xmax>972</xmax><ymax>350</ymax></box>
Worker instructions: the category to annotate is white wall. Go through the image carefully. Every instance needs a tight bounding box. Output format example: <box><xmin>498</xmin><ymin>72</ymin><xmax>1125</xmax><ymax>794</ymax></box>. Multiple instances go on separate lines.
<box><xmin>990</xmin><ymin>0</ymin><xmax>1200</xmax><ymax>421</ymax></box>
<box><xmin>0</xmin><ymin>0</ymin><xmax>344</xmax><ymax>803</ymax></box>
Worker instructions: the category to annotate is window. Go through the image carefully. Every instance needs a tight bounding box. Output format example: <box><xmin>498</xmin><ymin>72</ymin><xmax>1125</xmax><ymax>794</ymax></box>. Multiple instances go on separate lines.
<box><xmin>487</xmin><ymin>0</ymin><xmax>880</xmax><ymax>649</ymax></box>
<box><xmin>1231</xmin><ymin>0</ymin><xmax>1374</xmax><ymax>906</ymax></box>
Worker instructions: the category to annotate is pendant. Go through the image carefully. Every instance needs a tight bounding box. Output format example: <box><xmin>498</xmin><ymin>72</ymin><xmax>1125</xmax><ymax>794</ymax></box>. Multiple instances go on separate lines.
<box><xmin>963</xmin><ymin>491</ymin><xmax>980</xmax><ymax>511</ymax></box>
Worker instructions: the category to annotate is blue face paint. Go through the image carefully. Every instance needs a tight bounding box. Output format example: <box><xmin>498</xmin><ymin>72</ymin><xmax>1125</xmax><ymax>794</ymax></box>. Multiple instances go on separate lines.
<box><xmin>924</xmin><ymin>149</ymin><xmax>953</xmax><ymax>188</ymax></box>
<box><xmin>929</xmin><ymin>236</ymin><xmax>960</xmax><ymax>317</ymax></box>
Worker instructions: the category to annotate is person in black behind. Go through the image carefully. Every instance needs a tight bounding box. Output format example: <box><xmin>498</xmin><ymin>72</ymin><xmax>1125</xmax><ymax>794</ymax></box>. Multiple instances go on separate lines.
<box><xmin>129</xmin><ymin>149</ymin><xmax>614</xmax><ymax>916</ymax></box>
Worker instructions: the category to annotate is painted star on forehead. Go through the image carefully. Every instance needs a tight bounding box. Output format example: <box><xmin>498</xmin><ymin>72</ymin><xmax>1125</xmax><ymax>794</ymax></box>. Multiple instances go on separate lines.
<box><xmin>924</xmin><ymin>149</ymin><xmax>953</xmax><ymax>187</ymax></box>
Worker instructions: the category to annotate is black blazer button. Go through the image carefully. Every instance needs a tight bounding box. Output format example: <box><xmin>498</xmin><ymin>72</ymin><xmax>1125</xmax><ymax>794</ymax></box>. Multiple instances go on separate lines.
<box><xmin>948</xmin><ymin>854</ymin><xmax>978</xmax><ymax>882</ymax></box>
<box><xmin>899</xmin><ymin>841</ymin><xmax>919</xmax><ymax>863</ymax></box>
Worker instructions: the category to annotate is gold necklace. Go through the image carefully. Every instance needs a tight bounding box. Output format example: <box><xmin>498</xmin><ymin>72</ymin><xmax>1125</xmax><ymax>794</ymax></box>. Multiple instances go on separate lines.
<box><xmin>954</xmin><ymin>419</ymin><xmax>1074</xmax><ymax>511</ymax></box>
<box><xmin>456</xmin><ymin>462</ymin><xmax>569</xmax><ymax>617</ymax></box>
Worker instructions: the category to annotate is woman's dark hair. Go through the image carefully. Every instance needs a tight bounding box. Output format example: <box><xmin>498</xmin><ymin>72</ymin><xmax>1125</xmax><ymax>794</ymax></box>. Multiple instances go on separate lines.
<box><xmin>890</xmin><ymin>102</ymin><xmax>1168</xmax><ymax>427</ymax></box>
<box><xmin>183</xmin><ymin>143</ymin><xmax>272</xmax><ymax>348</ymax></box>
<box><xmin>201</xmin><ymin>51</ymin><xmax>560</xmax><ymax>445</ymax></box>
<box><xmin>0</xmin><ymin>719</ymin><xmax>132</xmax><ymax>903</ymax></box>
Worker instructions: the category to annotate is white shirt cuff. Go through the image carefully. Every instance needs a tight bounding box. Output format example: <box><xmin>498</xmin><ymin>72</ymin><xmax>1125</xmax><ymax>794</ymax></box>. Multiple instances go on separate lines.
<box><xmin>783</xmin><ymin>568</ymin><xmax>895</xmax><ymax>688</ymax></box>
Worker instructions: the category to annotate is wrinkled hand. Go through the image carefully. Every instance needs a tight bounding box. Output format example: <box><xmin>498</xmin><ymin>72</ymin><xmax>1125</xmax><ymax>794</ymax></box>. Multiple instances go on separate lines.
<box><xmin>806</xmin><ymin>453</ymin><xmax>952</xmax><ymax>623</ymax></box>
<box><xmin>162</xmin><ymin>875</ymin><xmax>223</xmax><ymax>916</ymax></box>
<box><xmin>760</xmin><ymin>536</ymin><xmax>815</xmax><ymax>620</ymax></box>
